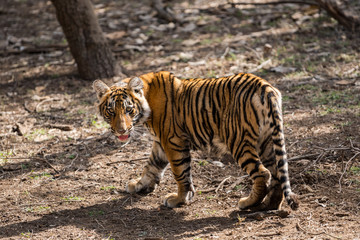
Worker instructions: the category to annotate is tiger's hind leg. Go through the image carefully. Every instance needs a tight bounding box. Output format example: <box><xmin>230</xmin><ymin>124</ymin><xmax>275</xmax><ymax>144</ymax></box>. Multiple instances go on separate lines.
<box><xmin>126</xmin><ymin>141</ymin><xmax>168</xmax><ymax>194</ymax></box>
<box><xmin>254</xmin><ymin>142</ymin><xmax>284</xmax><ymax>211</ymax></box>
<box><xmin>259</xmin><ymin>179</ymin><xmax>284</xmax><ymax>210</ymax></box>
<box><xmin>237</xmin><ymin>145</ymin><xmax>271</xmax><ymax>210</ymax></box>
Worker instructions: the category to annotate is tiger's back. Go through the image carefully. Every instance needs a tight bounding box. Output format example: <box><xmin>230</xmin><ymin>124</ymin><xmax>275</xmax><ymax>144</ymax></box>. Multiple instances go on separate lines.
<box><xmin>93</xmin><ymin>71</ymin><xmax>299</xmax><ymax>211</ymax></box>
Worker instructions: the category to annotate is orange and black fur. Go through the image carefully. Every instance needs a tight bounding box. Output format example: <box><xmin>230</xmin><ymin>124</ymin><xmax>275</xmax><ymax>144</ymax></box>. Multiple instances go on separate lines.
<box><xmin>93</xmin><ymin>71</ymin><xmax>299</xmax><ymax>211</ymax></box>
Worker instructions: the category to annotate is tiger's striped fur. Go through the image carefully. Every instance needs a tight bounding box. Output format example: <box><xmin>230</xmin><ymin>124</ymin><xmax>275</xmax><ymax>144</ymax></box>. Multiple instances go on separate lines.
<box><xmin>93</xmin><ymin>71</ymin><xmax>299</xmax><ymax>211</ymax></box>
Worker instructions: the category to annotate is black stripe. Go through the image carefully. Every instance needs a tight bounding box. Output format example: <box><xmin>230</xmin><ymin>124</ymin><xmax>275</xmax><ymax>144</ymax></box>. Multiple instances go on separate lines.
<box><xmin>250</xmin><ymin>98</ymin><xmax>260</xmax><ymax>127</ymax></box>
<box><xmin>150</xmin><ymin>155</ymin><xmax>168</xmax><ymax>170</ymax></box>
<box><xmin>240</xmin><ymin>158</ymin><xmax>258</xmax><ymax>169</ymax></box>
<box><xmin>238</xmin><ymin>149</ymin><xmax>258</xmax><ymax>159</ymax></box>
<box><xmin>260</xmin><ymin>85</ymin><xmax>267</xmax><ymax>105</ymax></box>
<box><xmin>174</xmin><ymin>166</ymin><xmax>191</xmax><ymax>181</ymax></box>
<box><xmin>280</xmin><ymin>176</ymin><xmax>287</xmax><ymax>183</ymax></box>
<box><xmin>233</xmin><ymin>131</ymin><xmax>246</xmax><ymax>160</ymax></box>
<box><xmin>275</xmin><ymin>149</ymin><xmax>286</xmax><ymax>156</ymax></box>
<box><xmin>273</xmin><ymin>138</ymin><xmax>282</xmax><ymax>146</ymax></box>
<box><xmin>249</xmin><ymin>161</ymin><xmax>260</xmax><ymax>177</ymax></box>
<box><xmin>252</xmin><ymin>175</ymin><xmax>265</xmax><ymax>180</ymax></box>
<box><xmin>172</xmin><ymin>156</ymin><xmax>191</xmax><ymax>167</ymax></box>
<box><xmin>272</xmin><ymin>125</ymin><xmax>281</xmax><ymax>136</ymax></box>
<box><xmin>259</xmin><ymin>136</ymin><xmax>272</xmax><ymax>157</ymax></box>
<box><xmin>277</xmin><ymin>159</ymin><xmax>285</xmax><ymax>168</ymax></box>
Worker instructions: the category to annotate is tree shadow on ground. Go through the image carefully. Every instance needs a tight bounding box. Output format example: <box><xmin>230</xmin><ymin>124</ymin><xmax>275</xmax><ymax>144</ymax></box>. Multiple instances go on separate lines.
<box><xmin>0</xmin><ymin>195</ymin><xmax>236</xmax><ymax>239</ymax></box>
<box><xmin>0</xmin><ymin>133</ymin><xmax>121</xmax><ymax>179</ymax></box>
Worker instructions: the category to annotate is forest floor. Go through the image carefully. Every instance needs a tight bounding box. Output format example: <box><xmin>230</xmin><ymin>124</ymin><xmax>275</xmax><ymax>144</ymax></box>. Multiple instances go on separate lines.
<box><xmin>0</xmin><ymin>0</ymin><xmax>360</xmax><ymax>239</ymax></box>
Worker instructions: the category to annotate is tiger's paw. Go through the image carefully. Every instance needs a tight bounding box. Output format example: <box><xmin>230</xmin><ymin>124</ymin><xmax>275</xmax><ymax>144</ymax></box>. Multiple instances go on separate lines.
<box><xmin>238</xmin><ymin>196</ymin><xmax>255</xmax><ymax>210</ymax></box>
<box><xmin>164</xmin><ymin>193</ymin><xmax>185</xmax><ymax>208</ymax></box>
<box><xmin>126</xmin><ymin>178</ymin><xmax>142</xmax><ymax>194</ymax></box>
<box><xmin>163</xmin><ymin>189</ymin><xmax>194</xmax><ymax>208</ymax></box>
<box><xmin>238</xmin><ymin>191</ymin><xmax>266</xmax><ymax>210</ymax></box>
<box><xmin>126</xmin><ymin>178</ymin><xmax>156</xmax><ymax>194</ymax></box>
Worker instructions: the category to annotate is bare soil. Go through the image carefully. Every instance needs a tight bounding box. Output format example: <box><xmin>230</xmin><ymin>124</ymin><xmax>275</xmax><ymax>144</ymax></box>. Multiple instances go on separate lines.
<box><xmin>0</xmin><ymin>0</ymin><xmax>359</xmax><ymax>239</ymax></box>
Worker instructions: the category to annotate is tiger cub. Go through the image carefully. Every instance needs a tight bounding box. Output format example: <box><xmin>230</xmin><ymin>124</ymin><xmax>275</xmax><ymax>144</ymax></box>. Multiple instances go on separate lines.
<box><xmin>93</xmin><ymin>71</ymin><xmax>299</xmax><ymax>211</ymax></box>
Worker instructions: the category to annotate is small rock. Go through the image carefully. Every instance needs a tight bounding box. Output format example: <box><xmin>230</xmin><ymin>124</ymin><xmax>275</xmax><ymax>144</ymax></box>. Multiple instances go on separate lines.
<box><xmin>167</xmin><ymin>22</ymin><xmax>176</xmax><ymax>29</ymax></box>
<box><xmin>270</xmin><ymin>66</ymin><xmax>297</xmax><ymax>73</ymax></box>
<box><xmin>300</xmin><ymin>184</ymin><xmax>315</xmax><ymax>193</ymax></box>
<box><xmin>334</xmin><ymin>212</ymin><xmax>349</xmax><ymax>217</ymax></box>
<box><xmin>182</xmin><ymin>39</ymin><xmax>199</xmax><ymax>47</ymax></box>
<box><xmin>106</xmin><ymin>31</ymin><xmax>126</xmax><ymax>40</ymax></box>
<box><xmin>335</xmin><ymin>80</ymin><xmax>354</xmax><ymax>86</ymax></box>
<box><xmin>2</xmin><ymin>164</ymin><xmax>22</xmax><ymax>171</ymax></box>
<box><xmin>263</xmin><ymin>43</ymin><xmax>272</xmax><ymax>57</ymax></box>
<box><xmin>181</xmin><ymin>22</ymin><xmax>196</xmax><ymax>32</ymax></box>
<box><xmin>188</xmin><ymin>60</ymin><xmax>206</xmax><ymax>66</ymax></box>
<box><xmin>212</xmin><ymin>161</ymin><xmax>224</xmax><ymax>168</ymax></box>
<box><xmin>34</xmin><ymin>135</ymin><xmax>51</xmax><ymax>142</ymax></box>
<box><xmin>45</xmin><ymin>51</ymin><xmax>63</xmax><ymax>58</ymax></box>
<box><xmin>296</xmin><ymin>159</ymin><xmax>310</xmax><ymax>166</ymax></box>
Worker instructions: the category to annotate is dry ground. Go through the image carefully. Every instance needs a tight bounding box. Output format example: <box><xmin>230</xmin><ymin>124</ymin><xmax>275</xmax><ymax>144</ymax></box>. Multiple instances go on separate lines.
<box><xmin>0</xmin><ymin>0</ymin><xmax>359</xmax><ymax>239</ymax></box>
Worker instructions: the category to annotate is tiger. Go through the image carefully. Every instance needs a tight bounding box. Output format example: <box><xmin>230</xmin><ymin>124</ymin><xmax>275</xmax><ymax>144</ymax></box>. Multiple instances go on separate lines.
<box><xmin>93</xmin><ymin>71</ymin><xmax>299</xmax><ymax>211</ymax></box>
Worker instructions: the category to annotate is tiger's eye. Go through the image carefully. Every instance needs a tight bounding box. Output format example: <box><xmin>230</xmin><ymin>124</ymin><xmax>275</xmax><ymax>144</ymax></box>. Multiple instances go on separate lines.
<box><xmin>126</xmin><ymin>106</ymin><xmax>133</xmax><ymax>113</ymax></box>
<box><xmin>107</xmin><ymin>107</ymin><xmax>115</xmax><ymax>116</ymax></box>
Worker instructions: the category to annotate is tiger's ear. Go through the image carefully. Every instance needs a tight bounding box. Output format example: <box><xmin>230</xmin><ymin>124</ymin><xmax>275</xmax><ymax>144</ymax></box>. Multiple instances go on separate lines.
<box><xmin>128</xmin><ymin>77</ymin><xmax>143</xmax><ymax>93</ymax></box>
<box><xmin>93</xmin><ymin>80</ymin><xmax>110</xmax><ymax>100</ymax></box>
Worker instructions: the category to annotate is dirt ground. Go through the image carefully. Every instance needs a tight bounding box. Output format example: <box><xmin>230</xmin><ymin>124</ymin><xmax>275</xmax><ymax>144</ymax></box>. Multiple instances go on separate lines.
<box><xmin>1</xmin><ymin>0</ymin><xmax>359</xmax><ymax>239</ymax></box>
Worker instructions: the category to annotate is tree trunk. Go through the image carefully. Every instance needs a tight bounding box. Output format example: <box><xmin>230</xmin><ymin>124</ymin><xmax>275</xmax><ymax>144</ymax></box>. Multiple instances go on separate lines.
<box><xmin>51</xmin><ymin>0</ymin><xmax>121</xmax><ymax>80</ymax></box>
<box><xmin>315</xmin><ymin>0</ymin><xmax>360</xmax><ymax>31</ymax></box>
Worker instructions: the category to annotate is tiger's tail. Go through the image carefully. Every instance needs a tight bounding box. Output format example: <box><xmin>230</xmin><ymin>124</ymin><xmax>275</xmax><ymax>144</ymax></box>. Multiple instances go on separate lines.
<box><xmin>269</xmin><ymin>90</ymin><xmax>299</xmax><ymax>210</ymax></box>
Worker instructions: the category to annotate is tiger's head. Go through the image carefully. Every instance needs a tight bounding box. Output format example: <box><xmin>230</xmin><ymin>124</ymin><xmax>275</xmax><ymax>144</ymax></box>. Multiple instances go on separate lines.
<box><xmin>93</xmin><ymin>77</ymin><xmax>150</xmax><ymax>142</ymax></box>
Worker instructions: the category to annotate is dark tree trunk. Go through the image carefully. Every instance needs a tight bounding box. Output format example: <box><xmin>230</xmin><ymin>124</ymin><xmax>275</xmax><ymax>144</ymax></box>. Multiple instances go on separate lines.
<box><xmin>51</xmin><ymin>0</ymin><xmax>121</xmax><ymax>80</ymax></box>
<box><xmin>315</xmin><ymin>0</ymin><xmax>360</xmax><ymax>31</ymax></box>
<box><xmin>151</xmin><ymin>0</ymin><xmax>181</xmax><ymax>23</ymax></box>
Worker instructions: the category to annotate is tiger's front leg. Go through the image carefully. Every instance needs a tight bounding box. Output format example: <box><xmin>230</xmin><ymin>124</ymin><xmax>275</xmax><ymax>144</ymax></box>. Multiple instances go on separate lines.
<box><xmin>126</xmin><ymin>141</ymin><xmax>168</xmax><ymax>194</ymax></box>
<box><xmin>163</xmin><ymin>148</ymin><xmax>195</xmax><ymax>208</ymax></box>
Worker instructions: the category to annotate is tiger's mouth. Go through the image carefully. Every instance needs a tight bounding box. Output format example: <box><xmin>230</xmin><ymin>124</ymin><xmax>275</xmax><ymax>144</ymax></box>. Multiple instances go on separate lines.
<box><xmin>117</xmin><ymin>134</ymin><xmax>130</xmax><ymax>142</ymax></box>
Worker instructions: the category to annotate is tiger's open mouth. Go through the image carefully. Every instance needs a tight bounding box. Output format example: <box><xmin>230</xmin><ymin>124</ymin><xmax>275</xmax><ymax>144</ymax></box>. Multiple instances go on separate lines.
<box><xmin>117</xmin><ymin>134</ymin><xmax>130</xmax><ymax>142</ymax></box>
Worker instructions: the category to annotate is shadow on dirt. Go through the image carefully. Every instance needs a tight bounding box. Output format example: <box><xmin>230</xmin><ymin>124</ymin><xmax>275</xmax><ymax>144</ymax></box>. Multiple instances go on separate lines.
<box><xmin>0</xmin><ymin>195</ymin><xmax>236</xmax><ymax>239</ymax></box>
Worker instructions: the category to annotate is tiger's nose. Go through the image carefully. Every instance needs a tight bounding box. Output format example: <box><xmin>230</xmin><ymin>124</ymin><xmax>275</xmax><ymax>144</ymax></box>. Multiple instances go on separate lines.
<box><xmin>117</xmin><ymin>129</ymin><xmax>127</xmax><ymax>134</ymax></box>
<box><xmin>111</xmin><ymin>128</ymin><xmax>126</xmax><ymax>134</ymax></box>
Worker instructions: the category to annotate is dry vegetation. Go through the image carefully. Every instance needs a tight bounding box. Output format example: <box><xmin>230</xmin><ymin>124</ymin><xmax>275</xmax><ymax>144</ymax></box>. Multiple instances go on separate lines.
<box><xmin>0</xmin><ymin>0</ymin><xmax>359</xmax><ymax>239</ymax></box>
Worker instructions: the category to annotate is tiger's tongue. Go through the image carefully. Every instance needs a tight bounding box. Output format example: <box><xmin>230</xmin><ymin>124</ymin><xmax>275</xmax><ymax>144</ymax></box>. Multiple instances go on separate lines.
<box><xmin>118</xmin><ymin>135</ymin><xmax>129</xmax><ymax>141</ymax></box>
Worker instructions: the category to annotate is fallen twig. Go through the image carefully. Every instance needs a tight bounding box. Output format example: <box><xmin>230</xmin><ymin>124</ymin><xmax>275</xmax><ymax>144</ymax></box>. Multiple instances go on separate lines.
<box><xmin>238</xmin><ymin>210</ymin><xmax>290</xmax><ymax>220</ymax></box>
<box><xmin>95</xmin><ymin>219</ymin><xmax>106</xmax><ymax>230</ymax></box>
<box><xmin>288</xmin><ymin>153</ymin><xmax>320</xmax><ymax>161</ymax></box>
<box><xmin>228</xmin><ymin>0</ymin><xmax>318</xmax><ymax>6</ymax></box>
<box><xmin>44</xmin><ymin>124</ymin><xmax>73</xmax><ymax>131</ymax></box>
<box><xmin>23</xmin><ymin>101</ymin><xmax>33</xmax><ymax>113</ymax></box>
<box><xmin>151</xmin><ymin>0</ymin><xmax>181</xmax><ymax>23</ymax></box>
<box><xmin>197</xmin><ymin>187</ymin><xmax>217</xmax><ymax>193</ymax></box>
<box><xmin>298</xmin><ymin>192</ymin><xmax>316</xmax><ymax>199</ymax></box>
<box><xmin>198</xmin><ymin>175</ymin><xmax>248</xmax><ymax>194</ymax></box>
<box><xmin>215</xmin><ymin>176</ymin><xmax>232</xmax><ymax>193</ymax></box>
<box><xmin>226</xmin><ymin>175</ymin><xmax>248</xmax><ymax>192</ymax></box>
<box><xmin>249</xmin><ymin>59</ymin><xmax>272</xmax><ymax>73</ymax></box>
<box><xmin>299</xmin><ymin>151</ymin><xmax>325</xmax><ymax>174</ymax></box>
<box><xmin>35</xmin><ymin>98</ymin><xmax>61</xmax><ymax>113</ymax></box>
<box><xmin>338</xmin><ymin>151</ymin><xmax>360</xmax><ymax>192</ymax></box>
<box><xmin>2</xmin><ymin>156</ymin><xmax>60</xmax><ymax>174</ymax></box>
<box><xmin>296</xmin><ymin>222</ymin><xmax>341</xmax><ymax>239</ymax></box>
<box><xmin>106</xmin><ymin>157</ymin><xmax>149</xmax><ymax>165</ymax></box>
<box><xmin>310</xmin><ymin>141</ymin><xmax>360</xmax><ymax>193</ymax></box>
<box><xmin>0</xmin><ymin>44</ymin><xmax>68</xmax><ymax>56</ymax></box>
<box><xmin>39</xmin><ymin>158</ymin><xmax>60</xmax><ymax>174</ymax></box>
<box><xmin>256</xmin><ymin>232</ymin><xmax>282</xmax><ymax>237</ymax></box>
